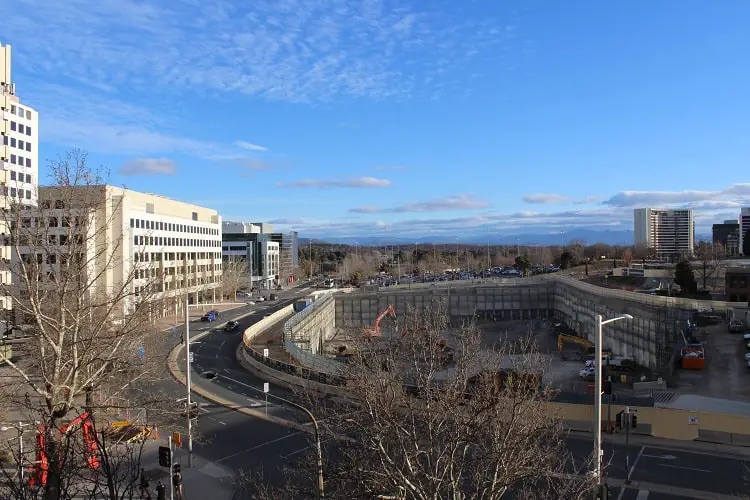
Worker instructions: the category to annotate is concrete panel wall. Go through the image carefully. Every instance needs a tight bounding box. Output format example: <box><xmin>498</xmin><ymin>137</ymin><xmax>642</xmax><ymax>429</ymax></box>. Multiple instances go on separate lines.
<box><xmin>288</xmin><ymin>296</ymin><xmax>336</xmax><ymax>354</ymax></box>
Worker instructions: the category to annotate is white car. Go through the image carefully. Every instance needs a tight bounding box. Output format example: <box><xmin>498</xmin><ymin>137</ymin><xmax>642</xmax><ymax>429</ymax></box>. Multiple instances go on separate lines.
<box><xmin>744</xmin><ymin>352</ymin><xmax>750</xmax><ymax>361</ymax></box>
<box><xmin>579</xmin><ymin>367</ymin><xmax>595</xmax><ymax>378</ymax></box>
<box><xmin>246</xmin><ymin>301</ymin><xmax>256</xmax><ymax>306</ymax></box>
<box><xmin>744</xmin><ymin>333</ymin><xmax>750</xmax><ymax>341</ymax></box>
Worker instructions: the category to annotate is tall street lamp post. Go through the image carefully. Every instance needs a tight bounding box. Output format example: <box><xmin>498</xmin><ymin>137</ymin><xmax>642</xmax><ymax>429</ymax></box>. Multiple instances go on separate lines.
<box><xmin>594</xmin><ymin>313</ymin><xmax>633</xmax><ymax>490</ymax></box>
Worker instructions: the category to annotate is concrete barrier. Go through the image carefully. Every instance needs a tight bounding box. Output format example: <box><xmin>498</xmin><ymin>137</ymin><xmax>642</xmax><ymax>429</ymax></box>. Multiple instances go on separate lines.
<box><xmin>242</xmin><ymin>304</ymin><xmax>294</xmax><ymax>347</ymax></box>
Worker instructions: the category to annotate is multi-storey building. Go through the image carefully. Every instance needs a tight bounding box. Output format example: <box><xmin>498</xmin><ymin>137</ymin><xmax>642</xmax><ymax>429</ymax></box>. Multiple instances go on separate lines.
<box><xmin>1</xmin><ymin>43</ymin><xmax>38</xmax><ymax>326</ymax></box>
<box><xmin>633</xmin><ymin>208</ymin><xmax>694</xmax><ymax>261</ymax></box>
<box><xmin>221</xmin><ymin>221</ymin><xmax>280</xmax><ymax>289</ymax></box>
<box><xmin>270</xmin><ymin>231</ymin><xmax>299</xmax><ymax>285</ymax></box>
<box><xmin>740</xmin><ymin>208</ymin><xmax>750</xmax><ymax>256</ymax></box>
<box><xmin>712</xmin><ymin>220</ymin><xmax>740</xmax><ymax>256</ymax></box>
<box><xmin>24</xmin><ymin>186</ymin><xmax>222</xmax><ymax>319</ymax></box>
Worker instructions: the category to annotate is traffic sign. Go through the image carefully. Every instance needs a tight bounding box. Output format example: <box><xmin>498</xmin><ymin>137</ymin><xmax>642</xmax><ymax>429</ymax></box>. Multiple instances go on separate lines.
<box><xmin>263</xmin><ymin>382</ymin><xmax>269</xmax><ymax>393</ymax></box>
<box><xmin>173</xmin><ymin>431</ymin><xmax>182</xmax><ymax>448</ymax></box>
<box><xmin>263</xmin><ymin>348</ymin><xmax>269</xmax><ymax>358</ymax></box>
<box><xmin>188</xmin><ymin>352</ymin><xmax>194</xmax><ymax>363</ymax></box>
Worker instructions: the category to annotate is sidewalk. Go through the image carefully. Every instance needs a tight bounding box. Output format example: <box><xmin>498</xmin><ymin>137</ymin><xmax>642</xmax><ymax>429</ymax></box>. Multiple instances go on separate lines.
<box><xmin>151</xmin><ymin>301</ymin><xmax>247</xmax><ymax>334</ymax></box>
<box><xmin>141</xmin><ymin>440</ymin><xmax>235</xmax><ymax>500</ymax></box>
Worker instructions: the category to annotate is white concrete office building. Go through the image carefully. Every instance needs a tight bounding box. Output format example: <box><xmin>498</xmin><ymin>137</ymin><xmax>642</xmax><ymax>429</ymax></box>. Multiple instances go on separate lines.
<box><xmin>222</xmin><ymin>221</ymin><xmax>280</xmax><ymax>289</ymax></box>
<box><xmin>633</xmin><ymin>208</ymin><xmax>694</xmax><ymax>261</ymax></box>
<box><xmin>739</xmin><ymin>208</ymin><xmax>750</xmax><ymax>256</ymax></box>
<box><xmin>1</xmin><ymin>43</ymin><xmax>39</xmax><ymax>321</ymax></box>
<box><xmin>32</xmin><ymin>186</ymin><xmax>223</xmax><ymax>318</ymax></box>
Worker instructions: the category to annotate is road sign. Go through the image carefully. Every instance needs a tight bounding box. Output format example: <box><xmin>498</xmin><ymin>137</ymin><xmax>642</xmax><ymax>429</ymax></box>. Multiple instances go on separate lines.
<box><xmin>173</xmin><ymin>431</ymin><xmax>182</xmax><ymax>448</ymax></box>
<box><xmin>111</xmin><ymin>421</ymin><xmax>129</xmax><ymax>428</ymax></box>
<box><xmin>263</xmin><ymin>348</ymin><xmax>269</xmax><ymax>358</ymax></box>
<box><xmin>188</xmin><ymin>352</ymin><xmax>194</xmax><ymax>363</ymax></box>
<box><xmin>263</xmin><ymin>382</ymin><xmax>269</xmax><ymax>393</ymax></box>
<box><xmin>688</xmin><ymin>416</ymin><xmax>699</xmax><ymax>425</ymax></box>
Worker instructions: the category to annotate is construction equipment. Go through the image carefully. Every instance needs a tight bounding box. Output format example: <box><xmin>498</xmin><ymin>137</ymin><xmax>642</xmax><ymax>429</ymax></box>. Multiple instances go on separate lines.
<box><xmin>680</xmin><ymin>344</ymin><xmax>705</xmax><ymax>370</ymax></box>
<box><xmin>29</xmin><ymin>412</ymin><xmax>100</xmax><ymax>486</ymax></box>
<box><xmin>363</xmin><ymin>305</ymin><xmax>397</xmax><ymax>338</ymax></box>
<box><xmin>557</xmin><ymin>334</ymin><xmax>594</xmax><ymax>355</ymax></box>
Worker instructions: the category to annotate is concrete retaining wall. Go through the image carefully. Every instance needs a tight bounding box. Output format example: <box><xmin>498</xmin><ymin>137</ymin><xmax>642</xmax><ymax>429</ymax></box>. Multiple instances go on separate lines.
<box><xmin>243</xmin><ymin>305</ymin><xmax>294</xmax><ymax>346</ymax></box>
<box><xmin>287</xmin><ymin>296</ymin><xmax>336</xmax><ymax>355</ymax></box>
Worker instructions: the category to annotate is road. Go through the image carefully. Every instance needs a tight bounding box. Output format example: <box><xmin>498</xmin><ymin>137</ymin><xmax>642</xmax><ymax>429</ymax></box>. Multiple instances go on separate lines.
<box><xmin>168</xmin><ymin>283</ymin><xmax>750</xmax><ymax>499</ymax></box>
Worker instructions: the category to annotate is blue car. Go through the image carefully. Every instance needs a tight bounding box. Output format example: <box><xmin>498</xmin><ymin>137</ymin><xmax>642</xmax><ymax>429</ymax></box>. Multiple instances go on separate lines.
<box><xmin>201</xmin><ymin>311</ymin><xmax>217</xmax><ymax>322</ymax></box>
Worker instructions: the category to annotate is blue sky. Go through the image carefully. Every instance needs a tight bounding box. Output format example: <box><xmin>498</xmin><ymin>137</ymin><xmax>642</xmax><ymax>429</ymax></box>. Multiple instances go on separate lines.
<box><xmin>4</xmin><ymin>0</ymin><xmax>750</xmax><ymax>239</ymax></box>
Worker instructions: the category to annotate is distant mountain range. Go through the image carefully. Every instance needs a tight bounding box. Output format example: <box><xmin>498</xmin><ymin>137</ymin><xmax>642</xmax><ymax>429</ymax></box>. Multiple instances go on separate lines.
<box><xmin>310</xmin><ymin>229</ymin><xmax>637</xmax><ymax>246</ymax></box>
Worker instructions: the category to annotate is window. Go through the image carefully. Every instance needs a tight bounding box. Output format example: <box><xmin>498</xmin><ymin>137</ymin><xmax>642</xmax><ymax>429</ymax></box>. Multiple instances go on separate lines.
<box><xmin>130</xmin><ymin>218</ymin><xmax>135</xmax><ymax>228</ymax></box>
<box><xmin>18</xmin><ymin>140</ymin><xmax>23</xmax><ymax>149</ymax></box>
<box><xmin>192</xmin><ymin>212</ymin><xmax>198</xmax><ymax>221</ymax></box>
<box><xmin>10</xmin><ymin>188</ymin><xmax>16</xmax><ymax>197</ymax></box>
<box><xmin>18</xmin><ymin>107</ymin><xmax>24</xmax><ymax>117</ymax></box>
<box><xmin>10</xmin><ymin>121</ymin><xmax>16</xmax><ymax>132</ymax></box>
<box><xmin>10</xmin><ymin>138</ymin><xmax>16</xmax><ymax>147</ymax></box>
<box><xmin>25</xmin><ymin>142</ymin><xmax>30</xmax><ymax>152</ymax></box>
<box><xmin>2</xmin><ymin>135</ymin><xmax>6</xmax><ymax>145</ymax></box>
<box><xmin>10</xmin><ymin>171</ymin><xmax>15</xmax><ymax>181</ymax></box>
<box><xmin>18</xmin><ymin>124</ymin><xmax>24</xmax><ymax>134</ymax></box>
<box><xmin>26</xmin><ymin>126</ymin><xmax>32</xmax><ymax>136</ymax></box>
<box><xmin>26</xmin><ymin>110</ymin><xmax>31</xmax><ymax>120</ymax></box>
<box><xmin>26</xmin><ymin>190</ymin><xmax>31</xmax><ymax>200</ymax></box>
<box><xmin>25</xmin><ymin>158</ymin><xmax>30</xmax><ymax>168</ymax></box>
<box><xmin>25</xmin><ymin>174</ymin><xmax>31</xmax><ymax>183</ymax></box>
<box><xmin>10</xmin><ymin>154</ymin><xmax>16</xmax><ymax>164</ymax></box>
<box><xmin>10</xmin><ymin>105</ymin><xmax>16</xmax><ymax>114</ymax></box>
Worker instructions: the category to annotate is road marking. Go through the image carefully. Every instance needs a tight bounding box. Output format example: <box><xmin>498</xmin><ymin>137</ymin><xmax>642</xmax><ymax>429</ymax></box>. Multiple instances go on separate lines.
<box><xmin>629</xmin><ymin>445</ymin><xmax>646</xmax><ymax>481</ymax></box>
<box><xmin>641</xmin><ymin>454</ymin><xmax>677</xmax><ymax>460</ymax></box>
<box><xmin>215</xmin><ymin>431</ymin><xmax>305</xmax><ymax>463</ymax></box>
<box><xmin>657</xmin><ymin>463</ymin><xmax>710</xmax><ymax>473</ymax></box>
<box><xmin>635</xmin><ymin>490</ymin><xmax>649</xmax><ymax>500</ymax></box>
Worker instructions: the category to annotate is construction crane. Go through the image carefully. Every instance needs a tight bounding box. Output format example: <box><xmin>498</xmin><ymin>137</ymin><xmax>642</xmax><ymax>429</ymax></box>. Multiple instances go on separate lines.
<box><xmin>363</xmin><ymin>305</ymin><xmax>397</xmax><ymax>338</ymax></box>
<box><xmin>29</xmin><ymin>412</ymin><xmax>100</xmax><ymax>487</ymax></box>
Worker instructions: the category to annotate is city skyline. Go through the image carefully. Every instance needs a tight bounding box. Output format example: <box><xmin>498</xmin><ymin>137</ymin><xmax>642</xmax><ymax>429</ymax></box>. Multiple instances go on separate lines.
<box><xmin>3</xmin><ymin>1</ymin><xmax>750</xmax><ymax>238</ymax></box>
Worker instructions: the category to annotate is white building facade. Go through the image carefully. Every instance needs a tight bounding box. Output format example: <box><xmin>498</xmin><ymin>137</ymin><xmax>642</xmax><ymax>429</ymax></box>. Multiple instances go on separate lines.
<box><xmin>34</xmin><ymin>186</ymin><xmax>223</xmax><ymax>318</ymax></box>
<box><xmin>1</xmin><ymin>43</ymin><xmax>38</xmax><ymax>322</ymax></box>
<box><xmin>633</xmin><ymin>208</ymin><xmax>694</xmax><ymax>261</ymax></box>
<box><xmin>740</xmin><ymin>208</ymin><xmax>750</xmax><ymax>256</ymax></box>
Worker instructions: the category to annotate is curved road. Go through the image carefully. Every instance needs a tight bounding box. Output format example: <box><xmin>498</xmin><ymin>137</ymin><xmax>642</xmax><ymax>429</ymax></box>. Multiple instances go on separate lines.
<box><xmin>172</xmin><ymin>286</ymin><xmax>750</xmax><ymax>499</ymax></box>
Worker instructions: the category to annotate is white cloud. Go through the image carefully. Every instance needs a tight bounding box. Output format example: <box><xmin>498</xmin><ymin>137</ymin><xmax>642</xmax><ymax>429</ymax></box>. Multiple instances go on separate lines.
<box><xmin>350</xmin><ymin>194</ymin><xmax>491</xmax><ymax>213</ymax></box>
<box><xmin>277</xmin><ymin>177</ymin><xmax>392</xmax><ymax>189</ymax></box>
<box><xmin>602</xmin><ymin>183</ymin><xmax>750</xmax><ymax>208</ymax></box>
<box><xmin>523</xmin><ymin>193</ymin><xmax>570</xmax><ymax>204</ymax></box>
<box><xmin>4</xmin><ymin>0</ymin><xmax>517</xmax><ymax>103</ymax></box>
<box><xmin>235</xmin><ymin>141</ymin><xmax>269</xmax><ymax>152</ymax></box>
<box><xmin>119</xmin><ymin>158</ymin><xmax>177</xmax><ymax>176</ymax></box>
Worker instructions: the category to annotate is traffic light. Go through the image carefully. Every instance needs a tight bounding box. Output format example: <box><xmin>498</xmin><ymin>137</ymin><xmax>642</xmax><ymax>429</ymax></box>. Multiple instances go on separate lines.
<box><xmin>603</xmin><ymin>380</ymin><xmax>612</xmax><ymax>395</ymax></box>
<box><xmin>631</xmin><ymin>412</ymin><xmax>638</xmax><ymax>429</ymax></box>
<box><xmin>615</xmin><ymin>410</ymin><xmax>623</xmax><ymax>430</ymax></box>
<box><xmin>158</xmin><ymin>446</ymin><xmax>171</xmax><ymax>468</ymax></box>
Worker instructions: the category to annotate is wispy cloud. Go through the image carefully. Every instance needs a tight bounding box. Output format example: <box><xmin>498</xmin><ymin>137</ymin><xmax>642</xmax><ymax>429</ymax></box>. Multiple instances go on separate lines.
<box><xmin>277</xmin><ymin>177</ymin><xmax>392</xmax><ymax>189</ymax></box>
<box><xmin>4</xmin><ymin>0</ymin><xmax>516</xmax><ymax>103</ymax></box>
<box><xmin>350</xmin><ymin>195</ymin><xmax>490</xmax><ymax>213</ymax></box>
<box><xmin>523</xmin><ymin>193</ymin><xmax>570</xmax><ymax>204</ymax></box>
<box><xmin>119</xmin><ymin>158</ymin><xmax>177</xmax><ymax>176</ymax></box>
<box><xmin>602</xmin><ymin>183</ymin><xmax>750</xmax><ymax>208</ymax></box>
<box><xmin>235</xmin><ymin>140</ymin><xmax>268</xmax><ymax>152</ymax></box>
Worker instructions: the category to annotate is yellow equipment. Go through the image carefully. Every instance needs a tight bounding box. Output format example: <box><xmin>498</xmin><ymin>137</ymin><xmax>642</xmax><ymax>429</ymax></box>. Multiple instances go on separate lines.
<box><xmin>557</xmin><ymin>334</ymin><xmax>594</xmax><ymax>354</ymax></box>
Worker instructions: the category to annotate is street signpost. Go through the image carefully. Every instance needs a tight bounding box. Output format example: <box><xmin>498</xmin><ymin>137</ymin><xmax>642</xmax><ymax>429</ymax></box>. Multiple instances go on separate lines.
<box><xmin>263</xmin><ymin>348</ymin><xmax>269</xmax><ymax>358</ymax></box>
<box><xmin>188</xmin><ymin>352</ymin><xmax>194</xmax><ymax>363</ymax></box>
<box><xmin>263</xmin><ymin>382</ymin><xmax>269</xmax><ymax>415</ymax></box>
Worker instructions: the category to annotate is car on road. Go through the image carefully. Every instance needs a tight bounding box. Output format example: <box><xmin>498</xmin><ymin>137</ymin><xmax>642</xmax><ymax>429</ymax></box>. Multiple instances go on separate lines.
<box><xmin>264</xmin><ymin>312</ymin><xmax>272</xmax><ymax>318</ymax></box>
<box><xmin>728</xmin><ymin>320</ymin><xmax>745</xmax><ymax>333</ymax></box>
<box><xmin>224</xmin><ymin>320</ymin><xmax>239</xmax><ymax>332</ymax></box>
<box><xmin>208</xmin><ymin>309</ymin><xmax>219</xmax><ymax>317</ymax></box>
<box><xmin>246</xmin><ymin>301</ymin><xmax>256</xmax><ymax>306</ymax></box>
<box><xmin>201</xmin><ymin>311</ymin><xmax>217</xmax><ymax>322</ymax></box>
<box><xmin>744</xmin><ymin>352</ymin><xmax>750</xmax><ymax>361</ymax></box>
<box><xmin>744</xmin><ymin>333</ymin><xmax>750</xmax><ymax>341</ymax></box>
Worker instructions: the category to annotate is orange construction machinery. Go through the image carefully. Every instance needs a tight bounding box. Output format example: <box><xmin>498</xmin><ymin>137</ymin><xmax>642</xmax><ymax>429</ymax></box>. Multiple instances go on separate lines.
<box><xmin>29</xmin><ymin>412</ymin><xmax>100</xmax><ymax>487</ymax></box>
<box><xmin>363</xmin><ymin>305</ymin><xmax>397</xmax><ymax>338</ymax></box>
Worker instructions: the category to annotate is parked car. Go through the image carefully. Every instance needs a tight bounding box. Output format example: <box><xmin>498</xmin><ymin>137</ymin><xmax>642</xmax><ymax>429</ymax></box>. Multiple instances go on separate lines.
<box><xmin>201</xmin><ymin>311</ymin><xmax>217</xmax><ymax>322</ymax></box>
<box><xmin>208</xmin><ymin>309</ymin><xmax>219</xmax><ymax>317</ymax></box>
<box><xmin>728</xmin><ymin>320</ymin><xmax>745</xmax><ymax>333</ymax></box>
<box><xmin>224</xmin><ymin>320</ymin><xmax>239</xmax><ymax>332</ymax></box>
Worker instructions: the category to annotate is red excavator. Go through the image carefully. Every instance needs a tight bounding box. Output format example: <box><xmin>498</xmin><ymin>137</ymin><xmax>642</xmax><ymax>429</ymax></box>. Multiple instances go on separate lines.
<box><xmin>28</xmin><ymin>412</ymin><xmax>100</xmax><ymax>487</ymax></box>
<box><xmin>363</xmin><ymin>305</ymin><xmax>397</xmax><ymax>338</ymax></box>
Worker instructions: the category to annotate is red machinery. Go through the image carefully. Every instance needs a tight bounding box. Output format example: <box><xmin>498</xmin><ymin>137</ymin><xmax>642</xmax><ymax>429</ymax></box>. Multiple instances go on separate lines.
<box><xmin>363</xmin><ymin>305</ymin><xmax>397</xmax><ymax>338</ymax></box>
<box><xmin>29</xmin><ymin>412</ymin><xmax>100</xmax><ymax>486</ymax></box>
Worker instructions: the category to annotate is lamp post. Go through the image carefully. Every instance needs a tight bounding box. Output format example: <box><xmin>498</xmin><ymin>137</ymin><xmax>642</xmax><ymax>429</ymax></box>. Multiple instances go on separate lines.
<box><xmin>594</xmin><ymin>313</ymin><xmax>633</xmax><ymax>489</ymax></box>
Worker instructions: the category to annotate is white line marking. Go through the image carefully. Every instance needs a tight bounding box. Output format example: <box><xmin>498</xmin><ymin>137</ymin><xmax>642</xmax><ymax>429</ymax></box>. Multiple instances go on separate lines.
<box><xmin>635</xmin><ymin>490</ymin><xmax>649</xmax><ymax>500</ymax></box>
<box><xmin>215</xmin><ymin>431</ymin><xmax>305</xmax><ymax>463</ymax></box>
<box><xmin>629</xmin><ymin>445</ymin><xmax>646</xmax><ymax>481</ymax></box>
<box><xmin>657</xmin><ymin>463</ymin><xmax>710</xmax><ymax>473</ymax></box>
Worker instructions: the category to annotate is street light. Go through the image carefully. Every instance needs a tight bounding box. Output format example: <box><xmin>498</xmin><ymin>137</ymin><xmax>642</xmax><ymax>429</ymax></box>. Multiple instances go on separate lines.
<box><xmin>594</xmin><ymin>313</ymin><xmax>633</xmax><ymax>488</ymax></box>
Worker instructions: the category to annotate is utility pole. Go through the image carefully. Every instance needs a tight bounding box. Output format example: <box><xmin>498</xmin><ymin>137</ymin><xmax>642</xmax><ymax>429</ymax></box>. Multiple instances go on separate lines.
<box><xmin>486</xmin><ymin>227</ymin><xmax>491</xmax><ymax>274</ymax></box>
<box><xmin>184</xmin><ymin>298</ymin><xmax>193</xmax><ymax>468</ymax></box>
<box><xmin>308</xmin><ymin>238</ymin><xmax>312</xmax><ymax>280</ymax></box>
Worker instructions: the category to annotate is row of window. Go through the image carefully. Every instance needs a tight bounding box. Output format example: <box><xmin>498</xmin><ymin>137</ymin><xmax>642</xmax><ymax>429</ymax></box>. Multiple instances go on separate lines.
<box><xmin>1</xmin><ymin>186</ymin><xmax>32</xmax><ymax>199</ymax></box>
<box><xmin>9</xmin><ymin>170</ymin><xmax>32</xmax><ymax>184</ymax></box>
<box><xmin>135</xmin><ymin>264</ymin><xmax>220</xmax><ymax>280</ymax></box>
<box><xmin>134</xmin><ymin>276</ymin><xmax>218</xmax><ymax>295</ymax></box>
<box><xmin>9</xmin><ymin>105</ymin><xmax>32</xmax><ymax>120</ymax></box>
<box><xmin>7</xmin><ymin>153</ymin><xmax>32</xmax><ymax>168</ymax></box>
<box><xmin>130</xmin><ymin>218</ymin><xmax>219</xmax><ymax>236</ymax></box>
<box><xmin>133</xmin><ymin>235</ymin><xmax>221</xmax><ymax>248</ymax></box>
<box><xmin>2</xmin><ymin>135</ymin><xmax>33</xmax><ymax>152</ymax></box>
<box><xmin>8</xmin><ymin>121</ymin><xmax>33</xmax><ymax>136</ymax></box>
<box><xmin>133</xmin><ymin>251</ymin><xmax>222</xmax><ymax>262</ymax></box>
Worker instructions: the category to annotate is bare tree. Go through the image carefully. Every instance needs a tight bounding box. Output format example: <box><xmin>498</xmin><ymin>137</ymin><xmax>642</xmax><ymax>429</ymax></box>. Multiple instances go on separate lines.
<box><xmin>621</xmin><ymin>248</ymin><xmax>633</xmax><ymax>267</ymax></box>
<box><xmin>693</xmin><ymin>241</ymin><xmax>724</xmax><ymax>291</ymax></box>
<box><xmin>0</xmin><ymin>151</ymin><xmax>163</xmax><ymax>499</ymax></box>
<box><xmin>220</xmin><ymin>258</ymin><xmax>248</xmax><ymax>299</ymax></box>
<box><xmin>251</xmin><ymin>302</ymin><xmax>595</xmax><ymax>499</ymax></box>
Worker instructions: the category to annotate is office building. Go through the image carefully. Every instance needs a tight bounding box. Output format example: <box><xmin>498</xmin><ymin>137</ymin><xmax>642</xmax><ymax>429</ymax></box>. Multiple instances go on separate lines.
<box><xmin>1</xmin><ymin>43</ymin><xmax>39</xmax><ymax>324</ymax></box>
<box><xmin>633</xmin><ymin>208</ymin><xmax>694</xmax><ymax>261</ymax></box>
<box><xmin>712</xmin><ymin>220</ymin><xmax>739</xmax><ymax>256</ymax></box>
<box><xmin>222</xmin><ymin>222</ymin><xmax>280</xmax><ymax>289</ymax></box>
<box><xmin>740</xmin><ymin>208</ymin><xmax>750</xmax><ymax>256</ymax></box>
<box><xmin>270</xmin><ymin>230</ymin><xmax>299</xmax><ymax>285</ymax></box>
<box><xmin>18</xmin><ymin>186</ymin><xmax>222</xmax><ymax>320</ymax></box>
<box><xmin>725</xmin><ymin>267</ymin><xmax>750</xmax><ymax>303</ymax></box>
